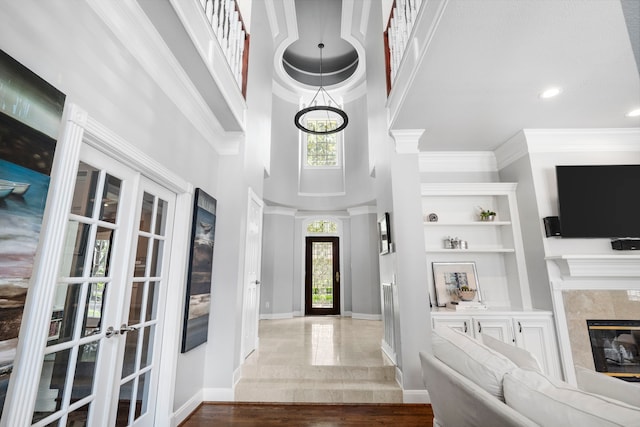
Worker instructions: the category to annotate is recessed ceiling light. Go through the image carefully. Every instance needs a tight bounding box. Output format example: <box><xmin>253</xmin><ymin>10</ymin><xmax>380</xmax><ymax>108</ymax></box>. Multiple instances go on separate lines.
<box><xmin>625</xmin><ymin>108</ymin><xmax>640</xmax><ymax>117</ymax></box>
<box><xmin>539</xmin><ymin>87</ymin><xmax>562</xmax><ymax>99</ymax></box>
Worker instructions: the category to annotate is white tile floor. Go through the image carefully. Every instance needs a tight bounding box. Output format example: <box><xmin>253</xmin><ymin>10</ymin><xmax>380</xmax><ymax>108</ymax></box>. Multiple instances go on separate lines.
<box><xmin>235</xmin><ymin>316</ymin><xmax>402</xmax><ymax>403</ymax></box>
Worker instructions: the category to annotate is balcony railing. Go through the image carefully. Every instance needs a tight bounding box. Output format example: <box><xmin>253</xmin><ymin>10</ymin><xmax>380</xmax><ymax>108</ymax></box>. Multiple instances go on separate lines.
<box><xmin>384</xmin><ymin>0</ymin><xmax>423</xmax><ymax>95</ymax></box>
<box><xmin>199</xmin><ymin>0</ymin><xmax>249</xmax><ymax>98</ymax></box>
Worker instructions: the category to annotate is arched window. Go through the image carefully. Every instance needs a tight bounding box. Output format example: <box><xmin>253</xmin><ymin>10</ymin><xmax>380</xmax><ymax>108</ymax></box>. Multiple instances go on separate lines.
<box><xmin>306</xmin><ymin>219</ymin><xmax>338</xmax><ymax>234</ymax></box>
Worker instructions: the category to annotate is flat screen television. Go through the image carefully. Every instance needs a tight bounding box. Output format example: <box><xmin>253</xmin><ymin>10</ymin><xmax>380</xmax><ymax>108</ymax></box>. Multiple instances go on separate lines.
<box><xmin>556</xmin><ymin>165</ymin><xmax>640</xmax><ymax>238</ymax></box>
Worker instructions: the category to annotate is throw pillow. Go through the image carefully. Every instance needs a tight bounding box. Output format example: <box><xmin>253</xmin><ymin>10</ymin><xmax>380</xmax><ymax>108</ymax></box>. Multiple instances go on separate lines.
<box><xmin>481</xmin><ymin>333</ymin><xmax>543</xmax><ymax>373</ymax></box>
<box><xmin>575</xmin><ymin>365</ymin><xmax>640</xmax><ymax>408</ymax></box>
<box><xmin>432</xmin><ymin>326</ymin><xmax>517</xmax><ymax>401</ymax></box>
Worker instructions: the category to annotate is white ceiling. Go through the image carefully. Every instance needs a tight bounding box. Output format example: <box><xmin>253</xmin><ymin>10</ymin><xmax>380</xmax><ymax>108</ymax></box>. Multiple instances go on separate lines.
<box><xmin>388</xmin><ymin>0</ymin><xmax>640</xmax><ymax>151</ymax></box>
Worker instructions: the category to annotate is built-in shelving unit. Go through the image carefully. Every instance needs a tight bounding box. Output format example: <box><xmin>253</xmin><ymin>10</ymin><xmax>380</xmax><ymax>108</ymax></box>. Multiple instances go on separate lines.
<box><xmin>422</xmin><ymin>182</ymin><xmax>531</xmax><ymax>309</ymax></box>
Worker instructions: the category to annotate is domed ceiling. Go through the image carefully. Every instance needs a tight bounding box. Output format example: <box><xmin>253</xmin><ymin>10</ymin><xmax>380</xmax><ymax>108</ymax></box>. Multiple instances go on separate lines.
<box><xmin>282</xmin><ymin>0</ymin><xmax>358</xmax><ymax>87</ymax></box>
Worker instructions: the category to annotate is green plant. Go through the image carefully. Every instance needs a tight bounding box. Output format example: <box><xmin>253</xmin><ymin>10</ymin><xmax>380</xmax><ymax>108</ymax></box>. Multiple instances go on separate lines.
<box><xmin>459</xmin><ymin>286</ymin><xmax>471</xmax><ymax>291</ymax></box>
<box><xmin>479</xmin><ymin>208</ymin><xmax>496</xmax><ymax>219</ymax></box>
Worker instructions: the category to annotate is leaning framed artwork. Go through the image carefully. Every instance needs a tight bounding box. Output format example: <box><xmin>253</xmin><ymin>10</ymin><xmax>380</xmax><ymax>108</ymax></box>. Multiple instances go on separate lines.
<box><xmin>432</xmin><ymin>262</ymin><xmax>482</xmax><ymax>307</ymax></box>
<box><xmin>181</xmin><ymin>188</ymin><xmax>217</xmax><ymax>353</ymax></box>
<box><xmin>378</xmin><ymin>212</ymin><xmax>391</xmax><ymax>255</ymax></box>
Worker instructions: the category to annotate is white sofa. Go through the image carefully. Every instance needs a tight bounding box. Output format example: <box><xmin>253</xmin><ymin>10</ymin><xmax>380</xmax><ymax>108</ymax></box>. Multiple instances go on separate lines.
<box><xmin>420</xmin><ymin>326</ymin><xmax>640</xmax><ymax>427</ymax></box>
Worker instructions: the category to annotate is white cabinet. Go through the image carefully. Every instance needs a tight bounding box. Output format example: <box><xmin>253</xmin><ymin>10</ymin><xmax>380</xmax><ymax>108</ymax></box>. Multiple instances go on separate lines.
<box><xmin>422</xmin><ymin>183</ymin><xmax>531</xmax><ymax>309</ymax></box>
<box><xmin>432</xmin><ymin>310</ymin><xmax>563</xmax><ymax>379</ymax></box>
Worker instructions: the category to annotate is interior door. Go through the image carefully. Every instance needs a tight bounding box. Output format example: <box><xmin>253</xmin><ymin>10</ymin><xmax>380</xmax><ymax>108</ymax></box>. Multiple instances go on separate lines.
<box><xmin>241</xmin><ymin>189</ymin><xmax>264</xmax><ymax>360</ymax></box>
<box><xmin>110</xmin><ymin>177</ymin><xmax>175</xmax><ymax>427</ymax></box>
<box><xmin>305</xmin><ymin>237</ymin><xmax>340</xmax><ymax>315</ymax></box>
<box><xmin>30</xmin><ymin>145</ymin><xmax>175</xmax><ymax>427</ymax></box>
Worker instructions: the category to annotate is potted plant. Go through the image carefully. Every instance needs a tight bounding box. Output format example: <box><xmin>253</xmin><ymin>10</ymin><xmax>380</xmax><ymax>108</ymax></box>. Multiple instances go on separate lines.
<box><xmin>479</xmin><ymin>208</ymin><xmax>496</xmax><ymax>221</ymax></box>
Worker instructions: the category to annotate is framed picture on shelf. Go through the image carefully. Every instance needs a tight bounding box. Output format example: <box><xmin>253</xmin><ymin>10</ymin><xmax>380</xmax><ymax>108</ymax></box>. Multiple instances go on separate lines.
<box><xmin>432</xmin><ymin>261</ymin><xmax>482</xmax><ymax>307</ymax></box>
<box><xmin>378</xmin><ymin>212</ymin><xmax>391</xmax><ymax>255</ymax></box>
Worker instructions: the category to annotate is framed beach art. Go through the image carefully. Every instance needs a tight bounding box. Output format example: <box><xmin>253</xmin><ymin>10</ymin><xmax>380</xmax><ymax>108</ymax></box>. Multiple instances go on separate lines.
<box><xmin>181</xmin><ymin>188</ymin><xmax>217</xmax><ymax>353</ymax></box>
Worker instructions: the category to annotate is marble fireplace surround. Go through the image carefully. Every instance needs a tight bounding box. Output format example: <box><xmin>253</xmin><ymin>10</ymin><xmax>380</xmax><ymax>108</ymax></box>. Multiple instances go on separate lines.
<box><xmin>547</xmin><ymin>255</ymin><xmax>640</xmax><ymax>385</ymax></box>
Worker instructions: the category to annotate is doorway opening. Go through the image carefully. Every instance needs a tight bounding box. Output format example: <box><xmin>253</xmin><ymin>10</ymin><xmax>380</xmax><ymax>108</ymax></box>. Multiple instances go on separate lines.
<box><xmin>305</xmin><ymin>237</ymin><xmax>340</xmax><ymax>315</ymax></box>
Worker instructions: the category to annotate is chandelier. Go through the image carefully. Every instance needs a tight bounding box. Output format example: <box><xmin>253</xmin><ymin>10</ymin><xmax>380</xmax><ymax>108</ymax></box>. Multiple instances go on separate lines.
<box><xmin>294</xmin><ymin>43</ymin><xmax>348</xmax><ymax>135</ymax></box>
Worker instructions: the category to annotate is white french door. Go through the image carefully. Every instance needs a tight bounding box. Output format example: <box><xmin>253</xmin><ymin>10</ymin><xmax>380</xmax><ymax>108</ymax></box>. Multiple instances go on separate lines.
<box><xmin>30</xmin><ymin>145</ymin><xmax>175</xmax><ymax>427</ymax></box>
<box><xmin>241</xmin><ymin>189</ymin><xmax>263</xmax><ymax>360</ymax></box>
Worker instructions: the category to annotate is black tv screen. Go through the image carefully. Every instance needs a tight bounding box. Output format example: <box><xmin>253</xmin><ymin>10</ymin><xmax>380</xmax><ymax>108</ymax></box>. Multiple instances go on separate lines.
<box><xmin>556</xmin><ymin>165</ymin><xmax>640</xmax><ymax>238</ymax></box>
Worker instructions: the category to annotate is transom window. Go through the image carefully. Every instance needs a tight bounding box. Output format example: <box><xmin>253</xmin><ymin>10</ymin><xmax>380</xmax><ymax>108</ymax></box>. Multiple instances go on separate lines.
<box><xmin>305</xmin><ymin>119</ymin><xmax>338</xmax><ymax>167</ymax></box>
<box><xmin>306</xmin><ymin>220</ymin><xmax>338</xmax><ymax>234</ymax></box>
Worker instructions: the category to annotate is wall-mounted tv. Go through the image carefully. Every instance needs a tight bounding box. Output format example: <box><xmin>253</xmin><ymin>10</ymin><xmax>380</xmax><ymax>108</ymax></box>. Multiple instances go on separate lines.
<box><xmin>556</xmin><ymin>165</ymin><xmax>640</xmax><ymax>238</ymax></box>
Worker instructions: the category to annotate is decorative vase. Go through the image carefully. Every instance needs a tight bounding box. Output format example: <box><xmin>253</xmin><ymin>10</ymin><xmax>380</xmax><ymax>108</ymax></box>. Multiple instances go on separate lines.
<box><xmin>480</xmin><ymin>215</ymin><xmax>495</xmax><ymax>222</ymax></box>
<box><xmin>458</xmin><ymin>289</ymin><xmax>476</xmax><ymax>301</ymax></box>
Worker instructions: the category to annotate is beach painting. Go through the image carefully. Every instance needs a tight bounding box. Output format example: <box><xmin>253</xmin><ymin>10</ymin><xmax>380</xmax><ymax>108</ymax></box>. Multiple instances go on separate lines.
<box><xmin>0</xmin><ymin>49</ymin><xmax>65</xmax><ymax>415</ymax></box>
<box><xmin>181</xmin><ymin>188</ymin><xmax>217</xmax><ymax>352</ymax></box>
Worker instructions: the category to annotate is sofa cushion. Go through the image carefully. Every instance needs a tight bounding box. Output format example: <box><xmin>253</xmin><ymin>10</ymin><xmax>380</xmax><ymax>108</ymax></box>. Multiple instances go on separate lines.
<box><xmin>504</xmin><ymin>367</ymin><xmax>640</xmax><ymax>427</ymax></box>
<box><xmin>432</xmin><ymin>326</ymin><xmax>517</xmax><ymax>401</ymax></box>
<box><xmin>575</xmin><ymin>365</ymin><xmax>640</xmax><ymax>408</ymax></box>
<box><xmin>481</xmin><ymin>333</ymin><xmax>543</xmax><ymax>372</ymax></box>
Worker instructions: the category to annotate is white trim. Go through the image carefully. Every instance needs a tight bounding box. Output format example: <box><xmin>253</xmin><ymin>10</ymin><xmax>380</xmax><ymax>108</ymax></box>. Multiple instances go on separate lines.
<box><xmin>546</xmin><ymin>255</ymin><xmax>640</xmax><ymax>279</ymax></box>
<box><xmin>359</xmin><ymin>0</ymin><xmax>371</xmax><ymax>37</ymax></box>
<box><xmin>351</xmin><ymin>313</ymin><xmax>382</xmax><ymax>321</ymax></box>
<box><xmin>264</xmin><ymin>206</ymin><xmax>297</xmax><ymax>216</ymax></box>
<box><xmin>260</xmin><ymin>312</ymin><xmax>295</xmax><ymax>320</ymax></box>
<box><xmin>296</xmin><ymin>210</ymin><xmax>350</xmax><ymax>219</ymax></box>
<box><xmin>419</xmin><ymin>152</ymin><xmax>497</xmax><ymax>173</ymax></box>
<box><xmin>403</xmin><ymin>390</ymin><xmax>430</xmax><ymax>404</ymax></box>
<box><xmin>347</xmin><ymin>205</ymin><xmax>377</xmax><ymax>216</ymax></box>
<box><xmin>233</xmin><ymin>365</ymin><xmax>243</xmax><ymax>388</ymax></box>
<box><xmin>265</xmin><ymin>0</ymin><xmax>279</xmax><ymax>38</ymax></box>
<box><xmin>390</xmin><ymin>129</ymin><xmax>424</xmax><ymax>154</ymax></box>
<box><xmin>170</xmin><ymin>390</ymin><xmax>203</xmax><ymax>427</ymax></box>
<box><xmin>549</xmin><ymin>280</ymin><xmax>577</xmax><ymax>386</ymax></box>
<box><xmin>421</xmin><ymin>182</ymin><xmax>517</xmax><ymax>196</ymax></box>
<box><xmin>297</xmin><ymin>191</ymin><xmax>347</xmax><ymax>197</ymax></box>
<box><xmin>381</xmin><ymin>341</ymin><xmax>397</xmax><ymax>365</ymax></box>
<box><xmin>495</xmin><ymin>128</ymin><xmax>640</xmax><ymax>170</ymax></box>
<box><xmin>395</xmin><ymin>366</ymin><xmax>403</xmax><ymax>388</ymax></box>
<box><xmin>202</xmin><ymin>388</ymin><xmax>235</xmax><ymax>402</ymax></box>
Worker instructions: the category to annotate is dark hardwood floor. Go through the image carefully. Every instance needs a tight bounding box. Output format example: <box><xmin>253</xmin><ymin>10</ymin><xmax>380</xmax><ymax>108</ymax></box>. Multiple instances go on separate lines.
<box><xmin>180</xmin><ymin>403</ymin><xmax>434</xmax><ymax>426</ymax></box>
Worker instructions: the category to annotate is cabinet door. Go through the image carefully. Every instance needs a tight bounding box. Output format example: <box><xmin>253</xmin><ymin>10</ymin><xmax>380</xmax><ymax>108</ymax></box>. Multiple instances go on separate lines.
<box><xmin>474</xmin><ymin>316</ymin><xmax>513</xmax><ymax>342</ymax></box>
<box><xmin>432</xmin><ymin>316</ymin><xmax>473</xmax><ymax>336</ymax></box>
<box><xmin>513</xmin><ymin>317</ymin><xmax>562</xmax><ymax>379</ymax></box>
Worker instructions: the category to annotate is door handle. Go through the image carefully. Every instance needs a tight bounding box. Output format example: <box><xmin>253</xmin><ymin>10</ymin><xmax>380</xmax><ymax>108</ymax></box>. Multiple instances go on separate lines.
<box><xmin>335</xmin><ymin>272</ymin><xmax>340</xmax><ymax>283</ymax></box>
<box><xmin>254</xmin><ymin>280</ymin><xmax>260</xmax><ymax>285</ymax></box>
<box><xmin>120</xmin><ymin>324</ymin><xmax>138</xmax><ymax>334</ymax></box>
<box><xmin>477</xmin><ymin>321</ymin><xmax>482</xmax><ymax>333</ymax></box>
<box><xmin>106</xmin><ymin>326</ymin><xmax>118</xmax><ymax>338</ymax></box>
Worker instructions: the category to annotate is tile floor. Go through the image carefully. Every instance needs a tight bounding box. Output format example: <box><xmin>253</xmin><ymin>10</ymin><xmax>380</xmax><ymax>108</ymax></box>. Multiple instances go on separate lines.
<box><xmin>234</xmin><ymin>316</ymin><xmax>402</xmax><ymax>403</ymax></box>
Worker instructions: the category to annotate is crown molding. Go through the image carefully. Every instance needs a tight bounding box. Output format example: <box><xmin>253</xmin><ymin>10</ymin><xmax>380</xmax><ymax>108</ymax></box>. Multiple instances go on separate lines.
<box><xmin>347</xmin><ymin>205</ymin><xmax>377</xmax><ymax>216</ymax></box>
<box><xmin>421</xmin><ymin>182</ymin><xmax>517</xmax><ymax>196</ymax></box>
<box><xmin>547</xmin><ymin>255</ymin><xmax>640</xmax><ymax>280</ymax></box>
<box><xmin>419</xmin><ymin>152</ymin><xmax>497</xmax><ymax>173</ymax></box>
<box><xmin>264</xmin><ymin>206</ymin><xmax>297</xmax><ymax>216</ymax></box>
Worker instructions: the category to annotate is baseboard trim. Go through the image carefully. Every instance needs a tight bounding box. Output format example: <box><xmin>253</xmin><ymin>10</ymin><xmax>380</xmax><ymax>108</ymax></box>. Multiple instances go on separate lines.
<box><xmin>351</xmin><ymin>313</ymin><xmax>382</xmax><ymax>321</ymax></box>
<box><xmin>259</xmin><ymin>312</ymin><xmax>294</xmax><ymax>320</ymax></box>
<box><xmin>171</xmin><ymin>390</ymin><xmax>203</xmax><ymax>427</ymax></box>
<box><xmin>403</xmin><ymin>389</ymin><xmax>430</xmax><ymax>404</ymax></box>
<box><xmin>202</xmin><ymin>387</ymin><xmax>235</xmax><ymax>402</ymax></box>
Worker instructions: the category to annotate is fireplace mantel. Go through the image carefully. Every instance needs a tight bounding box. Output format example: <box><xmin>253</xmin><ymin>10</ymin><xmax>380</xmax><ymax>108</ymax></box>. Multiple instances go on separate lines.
<box><xmin>546</xmin><ymin>255</ymin><xmax>640</xmax><ymax>280</ymax></box>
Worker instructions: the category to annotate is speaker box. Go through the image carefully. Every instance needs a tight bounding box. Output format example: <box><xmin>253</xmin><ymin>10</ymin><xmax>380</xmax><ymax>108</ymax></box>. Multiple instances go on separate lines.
<box><xmin>543</xmin><ymin>216</ymin><xmax>561</xmax><ymax>237</ymax></box>
<box><xmin>611</xmin><ymin>238</ymin><xmax>640</xmax><ymax>251</ymax></box>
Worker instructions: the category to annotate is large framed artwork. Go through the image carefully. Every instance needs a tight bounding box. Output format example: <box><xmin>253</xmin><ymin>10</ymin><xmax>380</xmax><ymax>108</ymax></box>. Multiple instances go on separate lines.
<box><xmin>181</xmin><ymin>188</ymin><xmax>217</xmax><ymax>353</ymax></box>
<box><xmin>432</xmin><ymin>261</ymin><xmax>482</xmax><ymax>307</ymax></box>
<box><xmin>0</xmin><ymin>49</ymin><xmax>65</xmax><ymax>415</ymax></box>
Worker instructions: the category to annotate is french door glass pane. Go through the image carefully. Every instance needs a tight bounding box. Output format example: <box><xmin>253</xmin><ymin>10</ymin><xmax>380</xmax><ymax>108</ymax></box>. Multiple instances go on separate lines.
<box><xmin>71</xmin><ymin>342</ymin><xmax>100</xmax><ymax>402</ymax></box>
<box><xmin>121</xmin><ymin>328</ymin><xmax>139</xmax><ymax>379</ymax></box>
<box><xmin>145</xmin><ymin>282</ymin><xmax>158</xmax><ymax>321</ymax></box>
<box><xmin>150</xmin><ymin>240</ymin><xmax>163</xmax><ymax>277</ymax></box>
<box><xmin>67</xmin><ymin>403</ymin><xmax>90</xmax><ymax>427</ymax></box>
<box><xmin>81</xmin><ymin>282</ymin><xmax>106</xmax><ymax>338</ymax></box>
<box><xmin>134</xmin><ymin>236</ymin><xmax>149</xmax><ymax>277</ymax></box>
<box><xmin>140</xmin><ymin>325</ymin><xmax>155</xmax><ymax>369</ymax></box>
<box><xmin>61</xmin><ymin>221</ymin><xmax>91</xmax><ymax>278</ymax></box>
<box><xmin>99</xmin><ymin>174</ymin><xmax>121</xmax><ymax>223</ymax></box>
<box><xmin>115</xmin><ymin>379</ymin><xmax>133</xmax><ymax>427</ymax></box>
<box><xmin>134</xmin><ymin>371</ymin><xmax>151</xmax><ymax>419</ymax></box>
<box><xmin>32</xmin><ymin>348</ymin><xmax>72</xmax><ymax>423</ymax></box>
<box><xmin>91</xmin><ymin>227</ymin><xmax>113</xmax><ymax>277</ymax></box>
<box><xmin>139</xmin><ymin>192</ymin><xmax>154</xmax><ymax>233</ymax></box>
<box><xmin>155</xmin><ymin>199</ymin><xmax>167</xmax><ymax>235</ymax></box>
<box><xmin>70</xmin><ymin>162</ymin><xmax>99</xmax><ymax>217</ymax></box>
<box><xmin>128</xmin><ymin>282</ymin><xmax>143</xmax><ymax>325</ymax></box>
<box><xmin>311</xmin><ymin>242</ymin><xmax>333</xmax><ymax>308</ymax></box>
<box><xmin>47</xmin><ymin>283</ymin><xmax>82</xmax><ymax>347</ymax></box>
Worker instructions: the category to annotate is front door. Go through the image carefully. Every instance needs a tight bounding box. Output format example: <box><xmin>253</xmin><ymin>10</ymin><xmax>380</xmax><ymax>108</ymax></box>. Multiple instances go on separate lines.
<box><xmin>31</xmin><ymin>145</ymin><xmax>175</xmax><ymax>427</ymax></box>
<box><xmin>305</xmin><ymin>237</ymin><xmax>340</xmax><ymax>315</ymax></box>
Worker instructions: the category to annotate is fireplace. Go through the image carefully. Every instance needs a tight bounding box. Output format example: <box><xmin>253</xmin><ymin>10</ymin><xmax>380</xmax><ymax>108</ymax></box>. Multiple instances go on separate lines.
<box><xmin>587</xmin><ymin>320</ymin><xmax>640</xmax><ymax>382</ymax></box>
